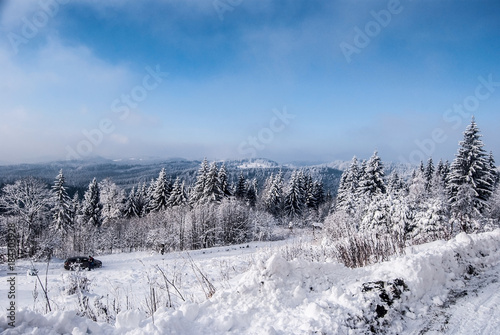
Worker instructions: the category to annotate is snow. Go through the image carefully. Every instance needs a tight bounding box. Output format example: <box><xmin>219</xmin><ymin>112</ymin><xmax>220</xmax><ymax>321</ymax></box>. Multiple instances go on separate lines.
<box><xmin>2</xmin><ymin>231</ymin><xmax>500</xmax><ymax>334</ymax></box>
<box><xmin>237</xmin><ymin>159</ymin><xmax>278</xmax><ymax>169</ymax></box>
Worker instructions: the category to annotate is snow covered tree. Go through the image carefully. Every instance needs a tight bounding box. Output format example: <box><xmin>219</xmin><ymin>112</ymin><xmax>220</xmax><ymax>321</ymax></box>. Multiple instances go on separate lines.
<box><xmin>447</xmin><ymin>118</ymin><xmax>494</xmax><ymax>228</ymax></box>
<box><xmin>488</xmin><ymin>151</ymin><xmax>498</xmax><ymax>188</ymax></box>
<box><xmin>190</xmin><ymin>158</ymin><xmax>209</xmax><ymax>205</ymax></box>
<box><xmin>407</xmin><ymin>170</ymin><xmax>427</xmax><ymax>206</ymax></box>
<box><xmin>135</xmin><ymin>182</ymin><xmax>149</xmax><ymax>217</ymax></box>
<box><xmin>424</xmin><ymin>158</ymin><xmax>434</xmax><ymax>191</ymax></box>
<box><xmin>358</xmin><ymin>151</ymin><xmax>386</xmax><ymax>199</ymax></box>
<box><xmin>218</xmin><ymin>198</ymin><xmax>251</xmax><ymax>244</ymax></box>
<box><xmin>234</xmin><ymin>171</ymin><xmax>247</xmax><ymax>200</ymax></box>
<box><xmin>51</xmin><ymin>169</ymin><xmax>72</xmax><ymax>236</ymax></box>
<box><xmin>265</xmin><ymin>171</ymin><xmax>284</xmax><ymax>218</ymax></box>
<box><xmin>360</xmin><ymin>193</ymin><xmax>392</xmax><ymax>234</ymax></box>
<box><xmin>203</xmin><ymin>162</ymin><xmax>222</xmax><ymax>203</ymax></box>
<box><xmin>336</xmin><ymin>156</ymin><xmax>360</xmax><ymax>213</ymax></box>
<box><xmin>81</xmin><ymin>178</ymin><xmax>103</xmax><ymax>228</ymax></box>
<box><xmin>168</xmin><ymin>177</ymin><xmax>188</xmax><ymax>207</ymax></box>
<box><xmin>218</xmin><ymin>163</ymin><xmax>232</xmax><ymax>198</ymax></box>
<box><xmin>488</xmin><ymin>183</ymin><xmax>500</xmax><ymax>222</ymax></box>
<box><xmin>70</xmin><ymin>193</ymin><xmax>80</xmax><ymax>228</ymax></box>
<box><xmin>144</xmin><ymin>178</ymin><xmax>156</xmax><ymax>214</ymax></box>
<box><xmin>150</xmin><ymin>168</ymin><xmax>172</xmax><ymax>212</ymax></box>
<box><xmin>99</xmin><ymin>178</ymin><xmax>125</xmax><ymax>223</ymax></box>
<box><xmin>312</xmin><ymin>180</ymin><xmax>325</xmax><ymax>207</ymax></box>
<box><xmin>419</xmin><ymin>161</ymin><xmax>425</xmax><ymax>174</ymax></box>
<box><xmin>0</xmin><ymin>177</ymin><xmax>50</xmax><ymax>257</ymax></box>
<box><xmin>387</xmin><ymin>171</ymin><xmax>405</xmax><ymax>196</ymax></box>
<box><xmin>303</xmin><ymin>173</ymin><xmax>317</xmax><ymax>209</ymax></box>
<box><xmin>435</xmin><ymin>159</ymin><xmax>449</xmax><ymax>189</ymax></box>
<box><xmin>284</xmin><ymin>171</ymin><xmax>305</xmax><ymax>220</ymax></box>
<box><xmin>410</xmin><ymin>193</ymin><xmax>450</xmax><ymax>244</ymax></box>
<box><xmin>246</xmin><ymin>178</ymin><xmax>258</xmax><ymax>207</ymax></box>
<box><xmin>124</xmin><ymin>187</ymin><xmax>138</xmax><ymax>218</ymax></box>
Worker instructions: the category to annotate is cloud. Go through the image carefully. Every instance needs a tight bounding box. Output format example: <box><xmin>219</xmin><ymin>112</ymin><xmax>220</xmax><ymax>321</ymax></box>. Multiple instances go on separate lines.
<box><xmin>0</xmin><ymin>35</ymin><xmax>138</xmax><ymax>163</ymax></box>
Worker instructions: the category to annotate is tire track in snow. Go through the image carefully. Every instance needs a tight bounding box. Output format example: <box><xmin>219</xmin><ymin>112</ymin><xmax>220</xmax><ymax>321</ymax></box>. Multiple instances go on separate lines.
<box><xmin>421</xmin><ymin>262</ymin><xmax>500</xmax><ymax>335</ymax></box>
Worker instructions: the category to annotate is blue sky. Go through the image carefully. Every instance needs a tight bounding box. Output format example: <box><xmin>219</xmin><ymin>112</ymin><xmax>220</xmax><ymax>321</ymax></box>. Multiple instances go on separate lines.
<box><xmin>0</xmin><ymin>0</ymin><xmax>499</xmax><ymax>165</ymax></box>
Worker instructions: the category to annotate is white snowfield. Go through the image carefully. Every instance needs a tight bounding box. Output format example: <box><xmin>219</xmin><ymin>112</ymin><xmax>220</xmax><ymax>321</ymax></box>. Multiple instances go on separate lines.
<box><xmin>2</xmin><ymin>230</ymin><xmax>500</xmax><ymax>334</ymax></box>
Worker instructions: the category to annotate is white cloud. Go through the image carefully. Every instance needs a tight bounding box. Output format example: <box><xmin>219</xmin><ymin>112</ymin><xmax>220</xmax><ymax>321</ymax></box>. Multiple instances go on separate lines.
<box><xmin>0</xmin><ymin>36</ymin><xmax>138</xmax><ymax>163</ymax></box>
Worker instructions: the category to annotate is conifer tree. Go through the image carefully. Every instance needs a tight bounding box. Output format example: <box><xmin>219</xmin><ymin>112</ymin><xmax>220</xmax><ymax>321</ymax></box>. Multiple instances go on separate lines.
<box><xmin>235</xmin><ymin>171</ymin><xmax>247</xmax><ymax>200</ymax></box>
<box><xmin>284</xmin><ymin>171</ymin><xmax>305</xmax><ymax>219</ymax></box>
<box><xmin>150</xmin><ymin>168</ymin><xmax>172</xmax><ymax>211</ymax></box>
<box><xmin>144</xmin><ymin>178</ymin><xmax>156</xmax><ymax>214</ymax></box>
<box><xmin>358</xmin><ymin>151</ymin><xmax>386</xmax><ymax>198</ymax></box>
<box><xmin>336</xmin><ymin>156</ymin><xmax>360</xmax><ymax>213</ymax></box>
<box><xmin>134</xmin><ymin>182</ymin><xmax>149</xmax><ymax>217</ymax></box>
<box><xmin>448</xmin><ymin>117</ymin><xmax>493</xmax><ymax>222</ymax></box>
<box><xmin>191</xmin><ymin>158</ymin><xmax>209</xmax><ymax>204</ymax></box>
<box><xmin>425</xmin><ymin>158</ymin><xmax>434</xmax><ymax>191</ymax></box>
<box><xmin>81</xmin><ymin>178</ymin><xmax>103</xmax><ymax>228</ymax></box>
<box><xmin>218</xmin><ymin>163</ymin><xmax>232</xmax><ymax>198</ymax></box>
<box><xmin>313</xmin><ymin>180</ymin><xmax>325</xmax><ymax>207</ymax></box>
<box><xmin>488</xmin><ymin>151</ymin><xmax>498</xmax><ymax>188</ymax></box>
<box><xmin>419</xmin><ymin>161</ymin><xmax>425</xmax><ymax>174</ymax></box>
<box><xmin>387</xmin><ymin>171</ymin><xmax>404</xmax><ymax>196</ymax></box>
<box><xmin>51</xmin><ymin>169</ymin><xmax>72</xmax><ymax>235</ymax></box>
<box><xmin>204</xmin><ymin>162</ymin><xmax>222</xmax><ymax>203</ymax></box>
<box><xmin>168</xmin><ymin>177</ymin><xmax>188</xmax><ymax>207</ymax></box>
<box><xmin>124</xmin><ymin>187</ymin><xmax>138</xmax><ymax>218</ymax></box>
<box><xmin>99</xmin><ymin>178</ymin><xmax>125</xmax><ymax>222</ymax></box>
<box><xmin>246</xmin><ymin>178</ymin><xmax>258</xmax><ymax>207</ymax></box>
<box><xmin>265</xmin><ymin>170</ymin><xmax>283</xmax><ymax>217</ymax></box>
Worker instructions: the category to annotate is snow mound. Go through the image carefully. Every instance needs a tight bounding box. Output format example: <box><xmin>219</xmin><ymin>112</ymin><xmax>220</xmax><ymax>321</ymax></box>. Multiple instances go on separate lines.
<box><xmin>3</xmin><ymin>230</ymin><xmax>500</xmax><ymax>334</ymax></box>
<box><xmin>115</xmin><ymin>310</ymin><xmax>146</xmax><ymax>330</ymax></box>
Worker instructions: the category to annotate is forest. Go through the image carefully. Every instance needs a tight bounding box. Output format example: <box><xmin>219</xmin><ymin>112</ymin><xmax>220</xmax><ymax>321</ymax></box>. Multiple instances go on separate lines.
<box><xmin>1</xmin><ymin>118</ymin><xmax>499</xmax><ymax>264</ymax></box>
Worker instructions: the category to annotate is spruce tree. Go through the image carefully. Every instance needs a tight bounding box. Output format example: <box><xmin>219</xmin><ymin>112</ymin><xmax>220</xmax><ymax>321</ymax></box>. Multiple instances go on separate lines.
<box><xmin>313</xmin><ymin>180</ymin><xmax>325</xmax><ymax>207</ymax></box>
<box><xmin>448</xmin><ymin>117</ymin><xmax>493</xmax><ymax>221</ymax></box>
<box><xmin>235</xmin><ymin>171</ymin><xmax>247</xmax><ymax>200</ymax></box>
<box><xmin>387</xmin><ymin>171</ymin><xmax>404</xmax><ymax>196</ymax></box>
<box><xmin>358</xmin><ymin>151</ymin><xmax>386</xmax><ymax>198</ymax></box>
<box><xmin>425</xmin><ymin>158</ymin><xmax>434</xmax><ymax>191</ymax></box>
<box><xmin>99</xmin><ymin>178</ymin><xmax>125</xmax><ymax>222</ymax></box>
<box><xmin>218</xmin><ymin>163</ymin><xmax>232</xmax><ymax>198</ymax></box>
<box><xmin>168</xmin><ymin>177</ymin><xmax>188</xmax><ymax>207</ymax></box>
<box><xmin>135</xmin><ymin>182</ymin><xmax>149</xmax><ymax>217</ymax></box>
<box><xmin>488</xmin><ymin>151</ymin><xmax>498</xmax><ymax>188</ymax></box>
<box><xmin>284</xmin><ymin>171</ymin><xmax>305</xmax><ymax>219</ymax></box>
<box><xmin>246</xmin><ymin>178</ymin><xmax>258</xmax><ymax>207</ymax></box>
<box><xmin>191</xmin><ymin>158</ymin><xmax>209</xmax><ymax>204</ymax></box>
<box><xmin>51</xmin><ymin>169</ymin><xmax>72</xmax><ymax>235</ymax></box>
<box><xmin>150</xmin><ymin>168</ymin><xmax>172</xmax><ymax>211</ymax></box>
<box><xmin>124</xmin><ymin>187</ymin><xmax>138</xmax><ymax>218</ymax></box>
<box><xmin>336</xmin><ymin>156</ymin><xmax>360</xmax><ymax>213</ymax></box>
<box><xmin>144</xmin><ymin>178</ymin><xmax>156</xmax><ymax>214</ymax></box>
<box><xmin>265</xmin><ymin>170</ymin><xmax>283</xmax><ymax>217</ymax></box>
<box><xmin>204</xmin><ymin>162</ymin><xmax>222</xmax><ymax>203</ymax></box>
<box><xmin>81</xmin><ymin>178</ymin><xmax>103</xmax><ymax>228</ymax></box>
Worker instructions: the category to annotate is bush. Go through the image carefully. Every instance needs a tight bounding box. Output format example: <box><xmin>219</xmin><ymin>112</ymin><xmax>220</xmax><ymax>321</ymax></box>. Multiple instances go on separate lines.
<box><xmin>332</xmin><ymin>232</ymin><xmax>405</xmax><ymax>268</ymax></box>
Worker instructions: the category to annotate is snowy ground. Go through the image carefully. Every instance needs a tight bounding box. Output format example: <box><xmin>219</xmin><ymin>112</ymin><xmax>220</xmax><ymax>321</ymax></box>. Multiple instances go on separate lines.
<box><xmin>2</xmin><ymin>230</ymin><xmax>500</xmax><ymax>334</ymax></box>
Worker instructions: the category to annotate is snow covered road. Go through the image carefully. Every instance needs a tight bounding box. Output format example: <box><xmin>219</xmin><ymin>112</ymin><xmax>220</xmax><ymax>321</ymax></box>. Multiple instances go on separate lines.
<box><xmin>424</xmin><ymin>261</ymin><xmax>500</xmax><ymax>335</ymax></box>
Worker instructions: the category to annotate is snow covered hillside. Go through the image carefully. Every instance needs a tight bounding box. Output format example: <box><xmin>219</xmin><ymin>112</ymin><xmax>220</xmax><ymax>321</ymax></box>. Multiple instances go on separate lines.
<box><xmin>2</xmin><ymin>230</ymin><xmax>500</xmax><ymax>334</ymax></box>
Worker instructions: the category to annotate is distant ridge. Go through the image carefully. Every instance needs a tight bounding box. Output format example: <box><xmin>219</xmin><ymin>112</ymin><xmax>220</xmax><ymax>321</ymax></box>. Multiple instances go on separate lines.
<box><xmin>0</xmin><ymin>157</ymin><xmax>343</xmax><ymax>196</ymax></box>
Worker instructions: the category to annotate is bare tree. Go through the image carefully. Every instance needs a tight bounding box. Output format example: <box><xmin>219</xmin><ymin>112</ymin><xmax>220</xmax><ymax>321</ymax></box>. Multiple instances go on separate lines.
<box><xmin>0</xmin><ymin>177</ymin><xmax>50</xmax><ymax>257</ymax></box>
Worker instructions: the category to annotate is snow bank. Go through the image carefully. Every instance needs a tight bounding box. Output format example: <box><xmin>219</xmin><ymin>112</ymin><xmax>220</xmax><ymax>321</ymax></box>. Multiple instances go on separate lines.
<box><xmin>2</xmin><ymin>230</ymin><xmax>500</xmax><ymax>334</ymax></box>
<box><xmin>0</xmin><ymin>309</ymin><xmax>114</xmax><ymax>334</ymax></box>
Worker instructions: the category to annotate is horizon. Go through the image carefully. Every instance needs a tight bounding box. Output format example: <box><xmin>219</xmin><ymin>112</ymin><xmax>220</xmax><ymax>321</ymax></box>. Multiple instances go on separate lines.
<box><xmin>1</xmin><ymin>1</ymin><xmax>499</xmax><ymax>165</ymax></box>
